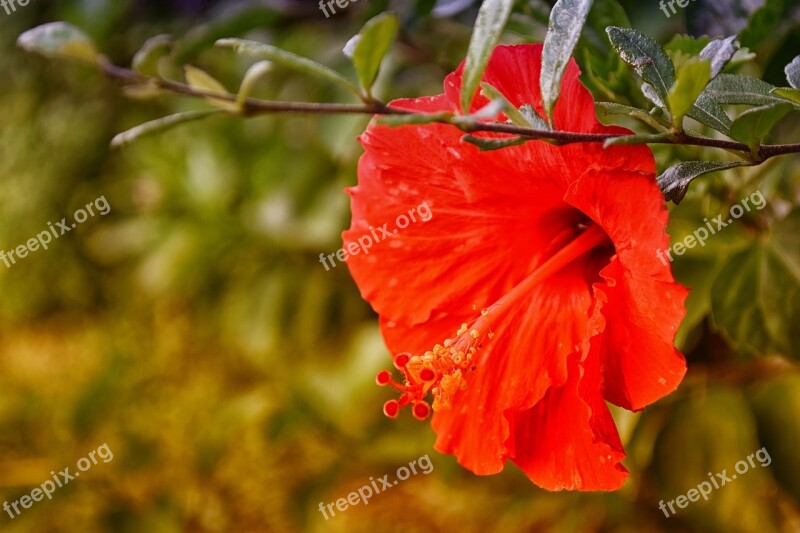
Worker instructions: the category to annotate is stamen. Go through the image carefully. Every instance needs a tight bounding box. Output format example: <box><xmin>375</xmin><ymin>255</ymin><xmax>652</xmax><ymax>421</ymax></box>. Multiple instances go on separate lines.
<box><xmin>383</xmin><ymin>400</ymin><xmax>400</xmax><ymax>418</ymax></box>
<box><xmin>394</xmin><ymin>353</ymin><xmax>411</xmax><ymax>369</ymax></box>
<box><xmin>376</xmin><ymin>370</ymin><xmax>392</xmax><ymax>385</ymax></box>
<box><xmin>412</xmin><ymin>402</ymin><xmax>431</xmax><ymax>420</ymax></box>
<box><xmin>376</xmin><ymin>224</ymin><xmax>610</xmax><ymax>420</ymax></box>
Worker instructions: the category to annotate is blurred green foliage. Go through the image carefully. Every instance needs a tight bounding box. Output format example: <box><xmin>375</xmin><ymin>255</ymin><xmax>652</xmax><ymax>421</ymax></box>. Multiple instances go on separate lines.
<box><xmin>0</xmin><ymin>1</ymin><xmax>798</xmax><ymax>532</ymax></box>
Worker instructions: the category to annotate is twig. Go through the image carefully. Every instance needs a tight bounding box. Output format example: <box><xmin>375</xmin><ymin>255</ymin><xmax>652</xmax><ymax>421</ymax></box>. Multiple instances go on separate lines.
<box><xmin>100</xmin><ymin>61</ymin><xmax>800</xmax><ymax>161</ymax></box>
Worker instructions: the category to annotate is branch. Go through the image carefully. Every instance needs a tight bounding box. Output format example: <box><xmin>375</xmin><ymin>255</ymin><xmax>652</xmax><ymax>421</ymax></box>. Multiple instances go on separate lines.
<box><xmin>100</xmin><ymin>61</ymin><xmax>800</xmax><ymax>161</ymax></box>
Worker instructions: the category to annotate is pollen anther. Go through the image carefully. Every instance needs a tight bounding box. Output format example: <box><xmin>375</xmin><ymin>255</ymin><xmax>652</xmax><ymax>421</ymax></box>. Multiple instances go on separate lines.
<box><xmin>377</xmin><ymin>309</ymin><xmax>497</xmax><ymax>420</ymax></box>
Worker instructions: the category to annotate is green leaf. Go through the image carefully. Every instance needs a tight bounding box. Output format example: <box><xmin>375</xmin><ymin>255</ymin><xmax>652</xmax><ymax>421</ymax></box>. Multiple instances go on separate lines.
<box><xmin>698</xmin><ymin>36</ymin><xmax>738</xmax><ymax>78</ymax></box>
<box><xmin>748</xmin><ymin>376</ymin><xmax>800</xmax><ymax>500</ymax></box>
<box><xmin>519</xmin><ymin>105</ymin><xmax>550</xmax><ymax>130</ymax></box>
<box><xmin>664</xmin><ymin>34</ymin><xmax>711</xmax><ymax>57</ymax></box>
<box><xmin>772</xmin><ymin>87</ymin><xmax>800</xmax><ymax>105</ymax></box>
<box><xmin>236</xmin><ymin>61</ymin><xmax>272</xmax><ymax>108</ymax></box>
<box><xmin>216</xmin><ymin>38</ymin><xmax>361</xmax><ymax>97</ymax></box>
<box><xmin>595</xmin><ymin>101</ymin><xmax>668</xmax><ymax>130</ymax></box>
<box><xmin>785</xmin><ymin>55</ymin><xmax>800</xmax><ymax>89</ymax></box>
<box><xmin>460</xmin><ymin>0</ymin><xmax>514</xmax><ymax>114</ymax></box>
<box><xmin>641</xmin><ymin>82</ymin><xmax>666</xmax><ymax>110</ymax></box>
<box><xmin>602</xmin><ymin>132</ymin><xmax>670</xmax><ymax>149</ymax></box>
<box><xmin>184</xmin><ymin>66</ymin><xmax>240</xmax><ymax>112</ymax></box>
<box><xmin>375</xmin><ymin>112</ymin><xmax>453</xmax><ymax>127</ymax></box>
<box><xmin>461</xmin><ymin>134</ymin><xmax>527</xmax><ymax>151</ymax></box>
<box><xmin>687</xmin><ymin>92</ymin><xmax>732</xmax><ymax>135</ymax></box>
<box><xmin>17</xmin><ymin>22</ymin><xmax>99</xmax><ymax>63</ymax></box>
<box><xmin>658</xmin><ymin>161</ymin><xmax>744</xmax><ymax>204</ymax></box>
<box><xmin>729</xmin><ymin>103</ymin><xmax>792</xmax><ymax>150</ymax></box>
<box><xmin>479</xmin><ymin>83</ymin><xmax>529</xmax><ymax>127</ymax></box>
<box><xmin>571</xmin><ymin>0</ymin><xmax>633</xmax><ymax>103</ymax></box>
<box><xmin>343</xmin><ymin>12</ymin><xmax>399</xmax><ymax>98</ymax></box>
<box><xmin>110</xmin><ymin>110</ymin><xmax>225</xmax><ymax>149</ymax></box>
<box><xmin>711</xmin><ymin>210</ymin><xmax>800</xmax><ymax>359</ymax></box>
<box><xmin>668</xmin><ymin>58</ymin><xmax>712</xmax><ymax>126</ymax></box>
<box><xmin>540</xmin><ymin>0</ymin><xmax>594</xmax><ymax>124</ymax></box>
<box><xmin>455</xmin><ymin>99</ymin><xmax>507</xmax><ymax>122</ymax></box>
<box><xmin>738</xmin><ymin>0</ymin><xmax>785</xmax><ymax>50</ymax></box>
<box><xmin>121</xmin><ymin>83</ymin><xmax>169</xmax><ymax>100</ymax></box>
<box><xmin>132</xmin><ymin>34</ymin><xmax>172</xmax><ymax>76</ymax></box>
<box><xmin>607</xmin><ymin>26</ymin><xmax>676</xmax><ymax>108</ymax></box>
<box><xmin>704</xmin><ymin>74</ymin><xmax>786</xmax><ymax>106</ymax></box>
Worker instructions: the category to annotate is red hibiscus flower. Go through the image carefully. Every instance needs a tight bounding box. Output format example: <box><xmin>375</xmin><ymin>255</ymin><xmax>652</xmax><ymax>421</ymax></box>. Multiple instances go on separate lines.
<box><xmin>343</xmin><ymin>44</ymin><xmax>687</xmax><ymax>491</ymax></box>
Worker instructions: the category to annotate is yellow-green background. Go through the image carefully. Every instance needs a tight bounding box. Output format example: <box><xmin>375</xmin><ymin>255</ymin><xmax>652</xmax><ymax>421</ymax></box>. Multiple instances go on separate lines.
<box><xmin>0</xmin><ymin>1</ymin><xmax>798</xmax><ymax>531</ymax></box>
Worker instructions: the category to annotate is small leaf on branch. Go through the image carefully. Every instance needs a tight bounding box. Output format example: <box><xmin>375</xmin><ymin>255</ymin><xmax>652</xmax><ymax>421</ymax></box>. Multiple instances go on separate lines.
<box><xmin>540</xmin><ymin>0</ymin><xmax>594</xmax><ymax>124</ymax></box>
<box><xmin>460</xmin><ymin>0</ymin><xmax>514</xmax><ymax>114</ymax></box>
<box><xmin>642</xmin><ymin>82</ymin><xmax>667</xmax><ymax>111</ymax></box>
<box><xmin>698</xmin><ymin>36</ymin><xmax>738</xmax><ymax>79</ymax></box>
<box><xmin>343</xmin><ymin>12</ymin><xmax>399</xmax><ymax>98</ymax></box>
<box><xmin>704</xmin><ymin>74</ymin><xmax>787</xmax><ymax>106</ymax></box>
<box><xmin>121</xmin><ymin>83</ymin><xmax>169</xmax><ymax>100</ymax></box>
<box><xmin>602</xmin><ymin>132</ymin><xmax>670</xmax><ymax>149</ymax></box>
<box><xmin>772</xmin><ymin>87</ymin><xmax>800</xmax><ymax>105</ymax></box>
<box><xmin>785</xmin><ymin>55</ymin><xmax>800</xmax><ymax>89</ymax></box>
<box><xmin>184</xmin><ymin>66</ymin><xmax>239</xmax><ymax>112</ymax></box>
<box><xmin>607</xmin><ymin>26</ymin><xmax>676</xmax><ymax>108</ymax></box>
<box><xmin>110</xmin><ymin>110</ymin><xmax>225</xmax><ymax>149</ymax></box>
<box><xmin>688</xmin><ymin>93</ymin><xmax>732</xmax><ymax>135</ymax></box>
<box><xmin>480</xmin><ymin>83</ymin><xmax>531</xmax><ymax>127</ymax></box>
<box><xmin>657</xmin><ymin>161</ymin><xmax>744</xmax><ymax>203</ymax></box>
<box><xmin>462</xmin><ymin>134</ymin><xmax>527</xmax><ymax>151</ymax></box>
<box><xmin>216</xmin><ymin>38</ymin><xmax>361</xmax><ymax>97</ymax></box>
<box><xmin>729</xmin><ymin>103</ymin><xmax>792</xmax><ymax>151</ymax></box>
<box><xmin>17</xmin><ymin>22</ymin><xmax>99</xmax><ymax>63</ymax></box>
<box><xmin>519</xmin><ymin>105</ymin><xmax>551</xmax><ymax>130</ymax></box>
<box><xmin>464</xmin><ymin>98</ymin><xmax>507</xmax><ymax>121</ymax></box>
<box><xmin>595</xmin><ymin>102</ymin><xmax>668</xmax><ymax>130</ymax></box>
<box><xmin>375</xmin><ymin>112</ymin><xmax>453</xmax><ymax>127</ymax></box>
<box><xmin>237</xmin><ymin>61</ymin><xmax>272</xmax><ymax>108</ymax></box>
<box><xmin>132</xmin><ymin>34</ymin><xmax>172</xmax><ymax>76</ymax></box>
<box><xmin>668</xmin><ymin>58</ymin><xmax>712</xmax><ymax>127</ymax></box>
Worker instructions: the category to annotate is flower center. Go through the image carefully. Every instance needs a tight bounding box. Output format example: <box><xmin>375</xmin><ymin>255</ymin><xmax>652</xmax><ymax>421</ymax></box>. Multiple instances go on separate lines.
<box><xmin>377</xmin><ymin>224</ymin><xmax>610</xmax><ymax>420</ymax></box>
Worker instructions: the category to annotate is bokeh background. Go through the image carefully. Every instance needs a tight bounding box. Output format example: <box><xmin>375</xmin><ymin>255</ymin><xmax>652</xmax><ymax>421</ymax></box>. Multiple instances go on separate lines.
<box><xmin>0</xmin><ymin>0</ymin><xmax>798</xmax><ymax>531</ymax></box>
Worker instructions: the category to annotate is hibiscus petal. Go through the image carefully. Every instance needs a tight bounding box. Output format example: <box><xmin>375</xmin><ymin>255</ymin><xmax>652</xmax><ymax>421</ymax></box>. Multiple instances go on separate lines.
<box><xmin>444</xmin><ymin>44</ymin><xmax>607</xmax><ymax>133</ymax></box>
<box><xmin>566</xmin><ymin>169</ymin><xmax>688</xmax><ymax>410</ymax></box>
<box><xmin>429</xmin><ymin>261</ymin><xmax>595</xmax><ymax>475</ymax></box>
<box><xmin>347</xmin><ymin>103</ymin><xmax>573</xmax><ymax>325</ymax></box>
<box><xmin>508</xmin><ymin>352</ymin><xmax>629</xmax><ymax>491</ymax></box>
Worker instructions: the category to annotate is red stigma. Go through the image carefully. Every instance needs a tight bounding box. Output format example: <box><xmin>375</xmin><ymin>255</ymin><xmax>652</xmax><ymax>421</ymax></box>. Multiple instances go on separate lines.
<box><xmin>412</xmin><ymin>402</ymin><xmax>431</xmax><ymax>420</ymax></box>
<box><xmin>394</xmin><ymin>353</ymin><xmax>411</xmax><ymax>369</ymax></box>
<box><xmin>419</xmin><ymin>368</ymin><xmax>436</xmax><ymax>382</ymax></box>
<box><xmin>383</xmin><ymin>400</ymin><xmax>400</xmax><ymax>418</ymax></box>
<box><xmin>376</xmin><ymin>316</ymin><xmax>494</xmax><ymax>419</ymax></box>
